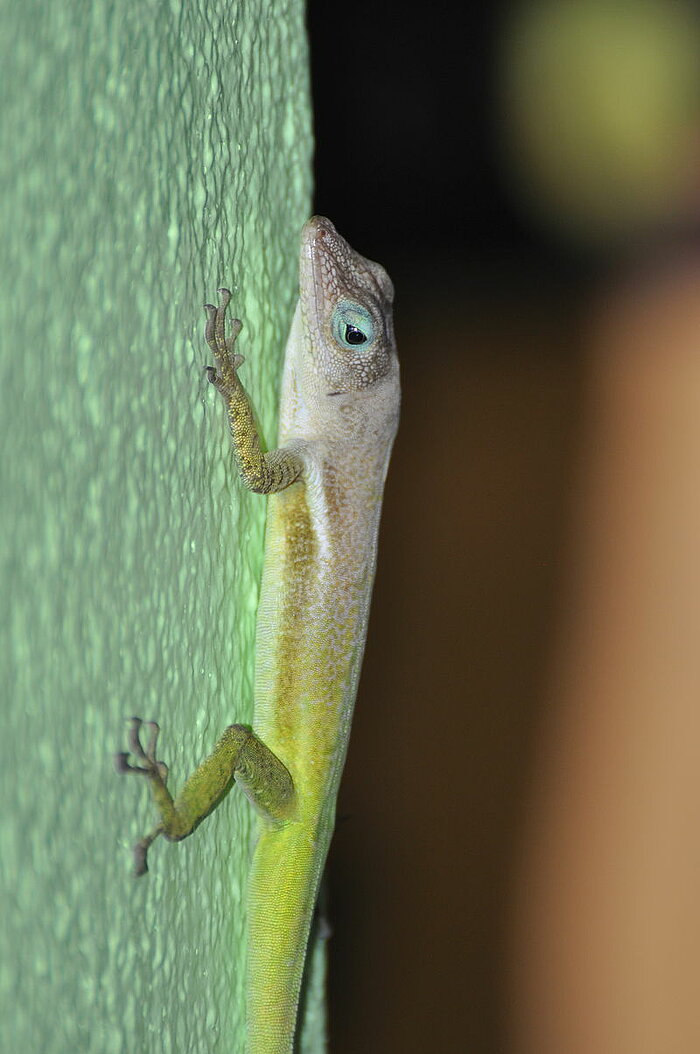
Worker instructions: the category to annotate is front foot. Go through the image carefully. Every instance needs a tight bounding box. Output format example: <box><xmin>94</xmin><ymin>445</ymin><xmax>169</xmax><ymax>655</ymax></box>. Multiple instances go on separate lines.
<box><xmin>204</xmin><ymin>287</ymin><xmax>244</xmax><ymax>397</ymax></box>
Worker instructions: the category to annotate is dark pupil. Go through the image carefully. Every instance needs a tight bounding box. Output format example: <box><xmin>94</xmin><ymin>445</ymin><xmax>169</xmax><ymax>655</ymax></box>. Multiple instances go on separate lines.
<box><xmin>345</xmin><ymin>324</ymin><xmax>367</xmax><ymax>346</ymax></box>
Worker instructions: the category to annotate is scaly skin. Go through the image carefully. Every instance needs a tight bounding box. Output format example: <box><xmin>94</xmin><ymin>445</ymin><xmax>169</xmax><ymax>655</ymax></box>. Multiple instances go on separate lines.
<box><xmin>116</xmin><ymin>217</ymin><xmax>400</xmax><ymax>1054</ymax></box>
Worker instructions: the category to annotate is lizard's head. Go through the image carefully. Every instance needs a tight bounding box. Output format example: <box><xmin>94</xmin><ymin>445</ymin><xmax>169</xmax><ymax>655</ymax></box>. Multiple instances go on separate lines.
<box><xmin>299</xmin><ymin>216</ymin><xmax>397</xmax><ymax>396</ymax></box>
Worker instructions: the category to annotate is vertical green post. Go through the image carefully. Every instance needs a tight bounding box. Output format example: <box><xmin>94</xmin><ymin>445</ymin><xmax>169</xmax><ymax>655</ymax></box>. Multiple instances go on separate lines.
<box><xmin>0</xmin><ymin>1</ymin><xmax>317</xmax><ymax>1051</ymax></box>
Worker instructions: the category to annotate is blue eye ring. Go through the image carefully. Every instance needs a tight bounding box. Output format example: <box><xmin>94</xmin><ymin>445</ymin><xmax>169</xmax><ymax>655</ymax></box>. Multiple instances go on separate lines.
<box><xmin>331</xmin><ymin>301</ymin><xmax>375</xmax><ymax>350</ymax></box>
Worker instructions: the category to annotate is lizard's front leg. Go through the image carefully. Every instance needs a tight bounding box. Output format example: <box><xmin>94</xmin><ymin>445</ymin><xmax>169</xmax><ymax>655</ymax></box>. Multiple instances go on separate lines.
<box><xmin>204</xmin><ymin>289</ymin><xmax>304</xmax><ymax>494</ymax></box>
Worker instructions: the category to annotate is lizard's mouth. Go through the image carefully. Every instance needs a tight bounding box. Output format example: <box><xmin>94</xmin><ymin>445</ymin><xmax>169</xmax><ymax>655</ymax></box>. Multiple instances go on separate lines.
<box><xmin>301</xmin><ymin>215</ymin><xmax>346</xmax><ymax>322</ymax></box>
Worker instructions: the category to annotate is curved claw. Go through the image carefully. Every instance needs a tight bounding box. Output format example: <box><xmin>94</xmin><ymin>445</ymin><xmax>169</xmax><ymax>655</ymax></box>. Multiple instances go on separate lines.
<box><xmin>114</xmin><ymin>751</ymin><xmax>144</xmax><ymax>774</ymax></box>
<box><xmin>116</xmin><ymin>718</ymin><xmax>165</xmax><ymax>780</ymax></box>
<box><xmin>204</xmin><ymin>287</ymin><xmax>244</xmax><ymax>397</ymax></box>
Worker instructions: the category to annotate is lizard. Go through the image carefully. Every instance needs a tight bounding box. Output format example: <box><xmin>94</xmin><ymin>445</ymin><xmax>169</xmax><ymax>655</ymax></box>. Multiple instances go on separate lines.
<box><xmin>116</xmin><ymin>216</ymin><xmax>400</xmax><ymax>1054</ymax></box>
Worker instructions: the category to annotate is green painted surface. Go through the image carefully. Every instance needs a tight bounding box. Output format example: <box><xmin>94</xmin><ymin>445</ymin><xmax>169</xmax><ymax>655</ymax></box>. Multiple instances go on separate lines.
<box><xmin>1</xmin><ymin>1</ymin><xmax>314</xmax><ymax>1050</ymax></box>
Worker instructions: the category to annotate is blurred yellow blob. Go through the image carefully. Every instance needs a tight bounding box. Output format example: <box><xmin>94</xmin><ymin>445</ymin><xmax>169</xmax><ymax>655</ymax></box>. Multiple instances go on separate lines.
<box><xmin>499</xmin><ymin>0</ymin><xmax>700</xmax><ymax>245</ymax></box>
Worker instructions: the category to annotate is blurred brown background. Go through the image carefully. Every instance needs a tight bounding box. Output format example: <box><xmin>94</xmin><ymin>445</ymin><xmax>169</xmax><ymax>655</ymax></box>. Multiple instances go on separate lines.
<box><xmin>306</xmin><ymin>1</ymin><xmax>700</xmax><ymax>1051</ymax></box>
<box><xmin>330</xmin><ymin>286</ymin><xmax>581</xmax><ymax>1052</ymax></box>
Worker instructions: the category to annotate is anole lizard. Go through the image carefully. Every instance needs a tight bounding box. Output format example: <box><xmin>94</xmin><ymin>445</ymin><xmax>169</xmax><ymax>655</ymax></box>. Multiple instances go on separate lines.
<box><xmin>116</xmin><ymin>216</ymin><xmax>400</xmax><ymax>1054</ymax></box>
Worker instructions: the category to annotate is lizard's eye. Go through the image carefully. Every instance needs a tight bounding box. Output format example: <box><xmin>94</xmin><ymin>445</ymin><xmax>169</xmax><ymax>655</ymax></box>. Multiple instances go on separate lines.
<box><xmin>344</xmin><ymin>324</ymin><xmax>367</xmax><ymax>345</ymax></box>
<box><xmin>332</xmin><ymin>301</ymin><xmax>376</xmax><ymax>351</ymax></box>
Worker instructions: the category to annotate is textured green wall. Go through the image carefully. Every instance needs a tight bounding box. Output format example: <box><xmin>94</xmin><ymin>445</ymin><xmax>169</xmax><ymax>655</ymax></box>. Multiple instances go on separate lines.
<box><xmin>1</xmin><ymin>1</ymin><xmax>313</xmax><ymax>1051</ymax></box>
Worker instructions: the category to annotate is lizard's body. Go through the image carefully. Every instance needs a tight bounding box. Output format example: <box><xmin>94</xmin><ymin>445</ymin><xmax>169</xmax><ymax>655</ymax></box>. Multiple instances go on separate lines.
<box><xmin>117</xmin><ymin>217</ymin><xmax>400</xmax><ymax>1054</ymax></box>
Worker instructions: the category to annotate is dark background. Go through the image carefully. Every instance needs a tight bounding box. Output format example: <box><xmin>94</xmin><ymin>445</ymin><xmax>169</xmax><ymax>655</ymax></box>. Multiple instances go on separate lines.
<box><xmin>307</xmin><ymin>3</ymin><xmax>585</xmax><ymax>1051</ymax></box>
<box><xmin>309</xmin><ymin>2</ymin><xmax>588</xmax><ymax>292</ymax></box>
